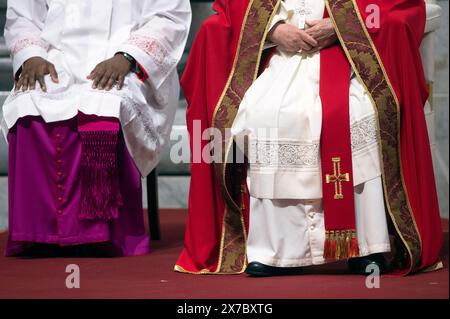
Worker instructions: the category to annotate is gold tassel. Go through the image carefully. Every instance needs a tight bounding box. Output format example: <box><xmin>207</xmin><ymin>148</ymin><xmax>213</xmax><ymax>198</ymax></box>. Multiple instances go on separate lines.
<box><xmin>323</xmin><ymin>229</ymin><xmax>360</xmax><ymax>260</ymax></box>
<box><xmin>350</xmin><ymin>230</ymin><xmax>359</xmax><ymax>258</ymax></box>
<box><xmin>344</xmin><ymin>230</ymin><xmax>351</xmax><ymax>257</ymax></box>
<box><xmin>336</xmin><ymin>231</ymin><xmax>342</xmax><ymax>260</ymax></box>
<box><xmin>324</xmin><ymin>230</ymin><xmax>337</xmax><ymax>259</ymax></box>
<box><xmin>324</xmin><ymin>231</ymin><xmax>330</xmax><ymax>258</ymax></box>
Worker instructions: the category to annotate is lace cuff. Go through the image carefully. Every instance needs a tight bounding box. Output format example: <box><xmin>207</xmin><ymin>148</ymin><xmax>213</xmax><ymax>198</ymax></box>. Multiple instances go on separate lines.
<box><xmin>118</xmin><ymin>35</ymin><xmax>177</xmax><ymax>89</ymax></box>
<box><xmin>11</xmin><ymin>37</ymin><xmax>49</xmax><ymax>78</ymax></box>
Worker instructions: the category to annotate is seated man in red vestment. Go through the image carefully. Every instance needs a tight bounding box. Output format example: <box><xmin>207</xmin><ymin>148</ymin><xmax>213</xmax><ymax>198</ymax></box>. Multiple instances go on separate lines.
<box><xmin>175</xmin><ymin>0</ymin><xmax>443</xmax><ymax>276</ymax></box>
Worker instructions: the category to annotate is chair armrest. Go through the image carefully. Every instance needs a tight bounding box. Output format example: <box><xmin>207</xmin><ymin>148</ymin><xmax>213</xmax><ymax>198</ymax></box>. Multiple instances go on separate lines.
<box><xmin>425</xmin><ymin>4</ymin><xmax>443</xmax><ymax>34</ymax></box>
<box><xmin>421</xmin><ymin>3</ymin><xmax>443</xmax><ymax>87</ymax></box>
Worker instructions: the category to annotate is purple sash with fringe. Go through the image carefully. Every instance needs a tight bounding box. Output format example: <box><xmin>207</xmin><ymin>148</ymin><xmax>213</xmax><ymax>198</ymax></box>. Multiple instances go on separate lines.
<box><xmin>77</xmin><ymin>112</ymin><xmax>123</xmax><ymax>220</ymax></box>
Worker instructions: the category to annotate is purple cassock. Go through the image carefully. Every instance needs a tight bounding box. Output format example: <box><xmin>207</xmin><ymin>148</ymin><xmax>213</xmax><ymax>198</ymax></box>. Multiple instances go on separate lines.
<box><xmin>5</xmin><ymin>116</ymin><xmax>150</xmax><ymax>257</ymax></box>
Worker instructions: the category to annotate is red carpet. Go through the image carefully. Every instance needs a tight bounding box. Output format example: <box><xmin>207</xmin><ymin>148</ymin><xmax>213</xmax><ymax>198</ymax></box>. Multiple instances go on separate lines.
<box><xmin>0</xmin><ymin>210</ymin><xmax>448</xmax><ymax>299</ymax></box>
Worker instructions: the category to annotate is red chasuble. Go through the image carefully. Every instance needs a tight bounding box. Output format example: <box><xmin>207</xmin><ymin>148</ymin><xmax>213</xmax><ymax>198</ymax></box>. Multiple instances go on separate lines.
<box><xmin>175</xmin><ymin>0</ymin><xmax>252</xmax><ymax>274</ymax></box>
<box><xmin>175</xmin><ymin>0</ymin><xmax>443</xmax><ymax>275</ymax></box>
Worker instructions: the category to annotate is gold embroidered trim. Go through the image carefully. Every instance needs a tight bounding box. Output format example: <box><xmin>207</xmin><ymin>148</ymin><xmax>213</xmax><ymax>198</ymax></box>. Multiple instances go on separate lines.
<box><xmin>211</xmin><ymin>0</ymin><xmax>281</xmax><ymax>274</ymax></box>
<box><xmin>421</xmin><ymin>261</ymin><xmax>445</xmax><ymax>273</ymax></box>
<box><xmin>325</xmin><ymin>0</ymin><xmax>423</xmax><ymax>274</ymax></box>
<box><xmin>174</xmin><ymin>264</ymin><xmax>245</xmax><ymax>275</ymax></box>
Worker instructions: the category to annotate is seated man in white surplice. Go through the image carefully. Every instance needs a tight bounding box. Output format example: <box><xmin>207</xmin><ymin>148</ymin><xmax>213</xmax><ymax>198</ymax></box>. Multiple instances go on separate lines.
<box><xmin>1</xmin><ymin>0</ymin><xmax>191</xmax><ymax>256</ymax></box>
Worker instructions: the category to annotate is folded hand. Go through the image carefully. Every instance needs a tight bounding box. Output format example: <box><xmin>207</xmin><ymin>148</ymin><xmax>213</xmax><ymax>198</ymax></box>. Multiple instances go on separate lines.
<box><xmin>269</xmin><ymin>22</ymin><xmax>318</xmax><ymax>53</ymax></box>
<box><xmin>303</xmin><ymin>18</ymin><xmax>338</xmax><ymax>54</ymax></box>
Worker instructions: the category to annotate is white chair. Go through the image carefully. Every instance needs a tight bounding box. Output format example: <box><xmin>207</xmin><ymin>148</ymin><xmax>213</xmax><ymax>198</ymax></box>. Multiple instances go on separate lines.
<box><xmin>423</xmin><ymin>0</ymin><xmax>443</xmax><ymax>152</ymax></box>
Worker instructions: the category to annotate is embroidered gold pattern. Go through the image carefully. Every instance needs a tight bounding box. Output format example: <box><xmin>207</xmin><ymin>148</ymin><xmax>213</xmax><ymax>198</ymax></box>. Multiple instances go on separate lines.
<box><xmin>325</xmin><ymin>157</ymin><xmax>350</xmax><ymax>200</ymax></box>
<box><xmin>325</xmin><ymin>0</ymin><xmax>422</xmax><ymax>274</ymax></box>
<box><xmin>211</xmin><ymin>0</ymin><xmax>282</xmax><ymax>274</ymax></box>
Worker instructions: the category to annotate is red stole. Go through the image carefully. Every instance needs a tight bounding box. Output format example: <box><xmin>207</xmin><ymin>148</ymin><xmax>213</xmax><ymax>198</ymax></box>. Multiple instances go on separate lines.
<box><xmin>320</xmin><ymin>44</ymin><xmax>359</xmax><ymax>260</ymax></box>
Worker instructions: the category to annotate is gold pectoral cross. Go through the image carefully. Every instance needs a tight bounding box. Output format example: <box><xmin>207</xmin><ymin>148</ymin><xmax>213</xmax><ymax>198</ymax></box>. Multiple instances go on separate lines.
<box><xmin>325</xmin><ymin>157</ymin><xmax>350</xmax><ymax>200</ymax></box>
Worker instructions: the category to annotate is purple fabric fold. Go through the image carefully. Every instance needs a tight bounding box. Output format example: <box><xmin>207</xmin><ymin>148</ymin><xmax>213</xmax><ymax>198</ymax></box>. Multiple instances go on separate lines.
<box><xmin>5</xmin><ymin>115</ymin><xmax>150</xmax><ymax>257</ymax></box>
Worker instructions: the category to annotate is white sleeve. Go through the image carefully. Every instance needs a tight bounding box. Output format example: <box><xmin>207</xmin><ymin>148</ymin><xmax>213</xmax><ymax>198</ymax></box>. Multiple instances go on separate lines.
<box><xmin>270</xmin><ymin>2</ymin><xmax>292</xmax><ymax>31</ymax></box>
<box><xmin>4</xmin><ymin>0</ymin><xmax>49</xmax><ymax>77</ymax></box>
<box><xmin>116</xmin><ymin>0</ymin><xmax>191</xmax><ymax>90</ymax></box>
<box><xmin>265</xmin><ymin>2</ymin><xmax>292</xmax><ymax>49</ymax></box>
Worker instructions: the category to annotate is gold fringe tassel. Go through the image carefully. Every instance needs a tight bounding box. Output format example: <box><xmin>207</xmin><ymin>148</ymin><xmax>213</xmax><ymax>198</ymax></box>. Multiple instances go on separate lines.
<box><xmin>324</xmin><ymin>229</ymin><xmax>359</xmax><ymax>260</ymax></box>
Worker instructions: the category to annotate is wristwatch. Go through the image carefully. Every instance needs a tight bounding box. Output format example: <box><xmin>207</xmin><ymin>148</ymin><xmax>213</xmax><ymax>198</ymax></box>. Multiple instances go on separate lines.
<box><xmin>115</xmin><ymin>51</ymin><xmax>140</xmax><ymax>75</ymax></box>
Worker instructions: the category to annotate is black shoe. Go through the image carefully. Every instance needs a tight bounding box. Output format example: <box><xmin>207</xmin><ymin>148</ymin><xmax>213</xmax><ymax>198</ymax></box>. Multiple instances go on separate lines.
<box><xmin>246</xmin><ymin>262</ymin><xmax>304</xmax><ymax>277</ymax></box>
<box><xmin>348</xmin><ymin>253</ymin><xmax>389</xmax><ymax>275</ymax></box>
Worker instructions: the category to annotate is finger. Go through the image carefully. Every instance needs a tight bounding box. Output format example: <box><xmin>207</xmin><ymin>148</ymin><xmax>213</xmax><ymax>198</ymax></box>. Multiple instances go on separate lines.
<box><xmin>91</xmin><ymin>68</ymin><xmax>106</xmax><ymax>89</ymax></box>
<box><xmin>21</xmin><ymin>75</ymin><xmax>29</xmax><ymax>91</ymax></box>
<box><xmin>15</xmin><ymin>77</ymin><xmax>23</xmax><ymax>91</ymax></box>
<box><xmin>91</xmin><ymin>70</ymin><xmax>104</xmax><ymax>89</ymax></box>
<box><xmin>302</xmin><ymin>33</ymin><xmax>319</xmax><ymax>47</ymax></box>
<box><xmin>105</xmin><ymin>74</ymin><xmax>117</xmax><ymax>91</ymax></box>
<box><xmin>87</xmin><ymin>66</ymin><xmax>99</xmax><ymax>80</ymax></box>
<box><xmin>97</xmin><ymin>73</ymin><xmax>111</xmax><ymax>90</ymax></box>
<box><xmin>305</xmin><ymin>19</ymin><xmax>321</xmax><ymax>28</ymax></box>
<box><xmin>314</xmin><ymin>32</ymin><xmax>334</xmax><ymax>43</ymax></box>
<box><xmin>92</xmin><ymin>77</ymin><xmax>100</xmax><ymax>89</ymax></box>
<box><xmin>48</xmin><ymin>64</ymin><xmax>59</xmax><ymax>83</ymax></box>
<box><xmin>293</xmin><ymin>38</ymin><xmax>312</xmax><ymax>52</ymax></box>
<box><xmin>305</xmin><ymin>27</ymin><xmax>318</xmax><ymax>36</ymax></box>
<box><xmin>299</xmin><ymin>41</ymin><xmax>313</xmax><ymax>52</ymax></box>
<box><xmin>305</xmin><ymin>30</ymin><xmax>319</xmax><ymax>42</ymax></box>
<box><xmin>117</xmin><ymin>75</ymin><xmax>125</xmax><ymax>90</ymax></box>
<box><xmin>309</xmin><ymin>34</ymin><xmax>325</xmax><ymax>43</ymax></box>
<box><xmin>286</xmin><ymin>42</ymin><xmax>300</xmax><ymax>53</ymax></box>
<box><xmin>37</xmin><ymin>74</ymin><xmax>47</xmax><ymax>92</ymax></box>
<box><xmin>28</xmin><ymin>73</ymin><xmax>37</xmax><ymax>90</ymax></box>
<box><xmin>87</xmin><ymin>71</ymin><xmax>95</xmax><ymax>80</ymax></box>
